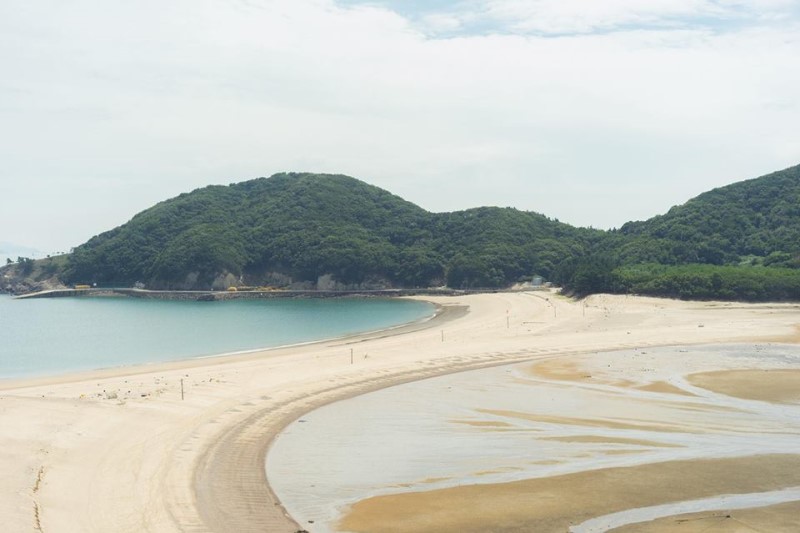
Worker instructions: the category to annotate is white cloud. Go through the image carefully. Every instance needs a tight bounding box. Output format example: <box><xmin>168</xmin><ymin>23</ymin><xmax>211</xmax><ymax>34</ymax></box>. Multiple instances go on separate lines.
<box><xmin>420</xmin><ymin>12</ymin><xmax>465</xmax><ymax>33</ymax></box>
<box><xmin>400</xmin><ymin>0</ymin><xmax>799</xmax><ymax>37</ymax></box>
<box><xmin>0</xmin><ymin>0</ymin><xmax>799</xmax><ymax>250</ymax></box>
<box><xmin>483</xmin><ymin>0</ymin><xmax>715</xmax><ymax>34</ymax></box>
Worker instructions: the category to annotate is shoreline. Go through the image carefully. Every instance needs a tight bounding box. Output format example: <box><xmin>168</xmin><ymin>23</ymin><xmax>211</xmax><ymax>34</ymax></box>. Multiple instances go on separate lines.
<box><xmin>0</xmin><ymin>298</ymin><xmax>442</xmax><ymax>388</ymax></box>
<box><xmin>12</xmin><ymin>287</ymin><xmax>500</xmax><ymax>300</ymax></box>
<box><xmin>1</xmin><ymin>292</ymin><xmax>798</xmax><ymax>532</ymax></box>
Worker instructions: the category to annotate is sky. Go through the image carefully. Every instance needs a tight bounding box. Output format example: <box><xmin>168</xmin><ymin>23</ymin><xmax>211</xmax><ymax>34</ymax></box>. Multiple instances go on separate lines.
<box><xmin>1</xmin><ymin>0</ymin><xmax>799</xmax><ymax>254</ymax></box>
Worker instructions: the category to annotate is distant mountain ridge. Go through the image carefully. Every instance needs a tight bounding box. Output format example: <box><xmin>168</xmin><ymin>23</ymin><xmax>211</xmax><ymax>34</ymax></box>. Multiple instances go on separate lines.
<box><xmin>0</xmin><ymin>242</ymin><xmax>43</xmax><ymax>264</ymax></box>
<box><xmin>4</xmin><ymin>164</ymin><xmax>800</xmax><ymax>299</ymax></box>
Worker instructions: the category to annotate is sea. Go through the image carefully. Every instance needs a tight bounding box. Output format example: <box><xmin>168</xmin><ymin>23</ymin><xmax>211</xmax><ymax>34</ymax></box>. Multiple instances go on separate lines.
<box><xmin>0</xmin><ymin>294</ymin><xmax>434</xmax><ymax>379</ymax></box>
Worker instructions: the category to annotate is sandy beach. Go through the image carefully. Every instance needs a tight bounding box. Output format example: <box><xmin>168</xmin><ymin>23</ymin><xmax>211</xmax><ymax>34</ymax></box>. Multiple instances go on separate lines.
<box><xmin>1</xmin><ymin>291</ymin><xmax>799</xmax><ymax>532</ymax></box>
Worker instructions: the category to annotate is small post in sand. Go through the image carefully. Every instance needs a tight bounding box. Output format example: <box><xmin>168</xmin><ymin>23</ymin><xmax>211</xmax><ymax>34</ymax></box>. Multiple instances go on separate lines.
<box><xmin>350</xmin><ymin>348</ymin><xmax>354</xmax><ymax>365</ymax></box>
<box><xmin>181</xmin><ymin>378</ymin><xmax>184</xmax><ymax>400</ymax></box>
<box><xmin>441</xmin><ymin>330</ymin><xmax>444</xmax><ymax>342</ymax></box>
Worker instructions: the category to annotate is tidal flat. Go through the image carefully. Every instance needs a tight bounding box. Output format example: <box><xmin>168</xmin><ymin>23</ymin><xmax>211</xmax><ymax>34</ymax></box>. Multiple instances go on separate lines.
<box><xmin>268</xmin><ymin>344</ymin><xmax>800</xmax><ymax>533</ymax></box>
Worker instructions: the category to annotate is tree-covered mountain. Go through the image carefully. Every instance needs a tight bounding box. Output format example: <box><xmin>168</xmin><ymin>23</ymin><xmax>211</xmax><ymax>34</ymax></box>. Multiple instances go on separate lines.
<box><xmin>554</xmin><ymin>164</ymin><xmax>800</xmax><ymax>300</ymax></box>
<box><xmin>612</xmin><ymin>164</ymin><xmax>800</xmax><ymax>267</ymax></box>
<box><xmin>63</xmin><ymin>173</ymin><xmax>599</xmax><ymax>290</ymax></box>
<box><xmin>6</xmin><ymin>163</ymin><xmax>800</xmax><ymax>300</ymax></box>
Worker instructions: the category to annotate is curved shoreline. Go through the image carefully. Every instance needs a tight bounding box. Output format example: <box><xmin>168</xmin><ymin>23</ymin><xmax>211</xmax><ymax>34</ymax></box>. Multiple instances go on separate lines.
<box><xmin>0</xmin><ymin>298</ymin><xmax>440</xmax><ymax>389</ymax></box>
<box><xmin>1</xmin><ymin>292</ymin><xmax>799</xmax><ymax>533</ymax></box>
<box><xmin>192</xmin><ymin>296</ymin><xmax>800</xmax><ymax>532</ymax></box>
<box><xmin>194</xmin><ymin>304</ymin><xmax>563</xmax><ymax>532</ymax></box>
<box><xmin>192</xmin><ymin>302</ymin><xmax>471</xmax><ymax>532</ymax></box>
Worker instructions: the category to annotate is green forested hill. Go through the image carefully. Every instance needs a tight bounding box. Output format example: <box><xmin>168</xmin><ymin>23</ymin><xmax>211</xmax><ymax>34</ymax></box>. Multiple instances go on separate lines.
<box><xmin>553</xmin><ymin>164</ymin><xmax>800</xmax><ymax>299</ymax></box>
<box><xmin>28</xmin><ymin>164</ymin><xmax>800</xmax><ymax>299</ymax></box>
<box><xmin>64</xmin><ymin>173</ymin><xmax>598</xmax><ymax>290</ymax></box>
<box><xmin>613</xmin><ymin>164</ymin><xmax>800</xmax><ymax>266</ymax></box>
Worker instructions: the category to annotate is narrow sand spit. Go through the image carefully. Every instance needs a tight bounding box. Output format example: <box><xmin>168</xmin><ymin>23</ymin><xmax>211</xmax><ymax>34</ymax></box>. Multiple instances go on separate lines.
<box><xmin>0</xmin><ymin>292</ymin><xmax>798</xmax><ymax>532</ymax></box>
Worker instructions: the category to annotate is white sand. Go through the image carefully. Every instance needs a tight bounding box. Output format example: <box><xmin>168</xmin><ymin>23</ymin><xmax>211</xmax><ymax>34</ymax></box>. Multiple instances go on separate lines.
<box><xmin>1</xmin><ymin>291</ymin><xmax>798</xmax><ymax>532</ymax></box>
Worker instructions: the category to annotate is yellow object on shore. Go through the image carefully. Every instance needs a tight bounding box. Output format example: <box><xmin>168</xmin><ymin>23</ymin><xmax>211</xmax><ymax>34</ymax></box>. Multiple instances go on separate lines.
<box><xmin>226</xmin><ymin>286</ymin><xmax>238</xmax><ymax>292</ymax></box>
<box><xmin>74</xmin><ymin>284</ymin><xmax>91</xmax><ymax>290</ymax></box>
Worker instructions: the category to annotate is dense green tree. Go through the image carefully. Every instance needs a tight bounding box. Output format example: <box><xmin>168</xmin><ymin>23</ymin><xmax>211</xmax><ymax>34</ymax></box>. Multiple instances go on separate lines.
<box><xmin>39</xmin><ymin>163</ymin><xmax>800</xmax><ymax>301</ymax></box>
<box><xmin>63</xmin><ymin>173</ymin><xmax>595</xmax><ymax>289</ymax></box>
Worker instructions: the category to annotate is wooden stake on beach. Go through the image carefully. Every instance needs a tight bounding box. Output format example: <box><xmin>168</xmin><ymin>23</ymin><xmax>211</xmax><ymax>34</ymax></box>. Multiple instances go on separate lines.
<box><xmin>350</xmin><ymin>348</ymin><xmax>353</xmax><ymax>364</ymax></box>
<box><xmin>180</xmin><ymin>378</ymin><xmax>184</xmax><ymax>400</ymax></box>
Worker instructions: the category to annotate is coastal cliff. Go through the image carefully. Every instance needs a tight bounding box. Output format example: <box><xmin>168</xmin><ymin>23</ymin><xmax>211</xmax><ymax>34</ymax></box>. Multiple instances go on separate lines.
<box><xmin>0</xmin><ymin>257</ymin><xmax>68</xmax><ymax>295</ymax></box>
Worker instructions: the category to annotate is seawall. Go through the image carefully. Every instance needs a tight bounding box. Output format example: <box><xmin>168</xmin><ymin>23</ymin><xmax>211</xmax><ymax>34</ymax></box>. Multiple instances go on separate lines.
<box><xmin>14</xmin><ymin>287</ymin><xmax>500</xmax><ymax>301</ymax></box>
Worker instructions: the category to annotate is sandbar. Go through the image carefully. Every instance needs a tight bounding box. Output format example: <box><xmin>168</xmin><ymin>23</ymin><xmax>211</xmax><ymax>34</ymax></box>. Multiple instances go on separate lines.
<box><xmin>687</xmin><ymin>369</ymin><xmax>800</xmax><ymax>403</ymax></box>
<box><xmin>338</xmin><ymin>454</ymin><xmax>800</xmax><ymax>533</ymax></box>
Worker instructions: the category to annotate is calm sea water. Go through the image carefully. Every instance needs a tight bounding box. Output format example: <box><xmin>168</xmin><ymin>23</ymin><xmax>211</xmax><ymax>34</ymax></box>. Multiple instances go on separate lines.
<box><xmin>0</xmin><ymin>295</ymin><xmax>433</xmax><ymax>379</ymax></box>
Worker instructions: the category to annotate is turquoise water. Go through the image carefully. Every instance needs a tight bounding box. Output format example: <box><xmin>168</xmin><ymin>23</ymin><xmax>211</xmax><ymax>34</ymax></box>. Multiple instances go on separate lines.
<box><xmin>0</xmin><ymin>295</ymin><xmax>433</xmax><ymax>379</ymax></box>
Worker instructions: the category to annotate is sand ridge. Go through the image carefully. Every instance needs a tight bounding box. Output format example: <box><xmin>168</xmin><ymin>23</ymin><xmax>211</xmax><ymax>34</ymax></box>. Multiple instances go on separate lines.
<box><xmin>687</xmin><ymin>368</ymin><xmax>800</xmax><ymax>403</ymax></box>
<box><xmin>338</xmin><ymin>455</ymin><xmax>800</xmax><ymax>533</ymax></box>
<box><xmin>0</xmin><ymin>291</ymin><xmax>799</xmax><ymax>532</ymax></box>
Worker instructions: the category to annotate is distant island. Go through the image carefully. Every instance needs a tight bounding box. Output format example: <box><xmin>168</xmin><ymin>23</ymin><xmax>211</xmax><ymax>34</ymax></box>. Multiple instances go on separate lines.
<box><xmin>2</xmin><ymin>164</ymin><xmax>800</xmax><ymax>301</ymax></box>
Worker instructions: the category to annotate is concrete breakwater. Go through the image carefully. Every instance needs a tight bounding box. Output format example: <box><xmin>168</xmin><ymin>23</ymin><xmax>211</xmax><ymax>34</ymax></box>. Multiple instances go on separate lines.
<box><xmin>15</xmin><ymin>287</ymin><xmax>486</xmax><ymax>301</ymax></box>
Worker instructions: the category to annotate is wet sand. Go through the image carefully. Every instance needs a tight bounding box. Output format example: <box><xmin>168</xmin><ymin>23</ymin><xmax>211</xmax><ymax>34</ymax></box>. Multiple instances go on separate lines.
<box><xmin>271</xmin><ymin>341</ymin><xmax>800</xmax><ymax>532</ymax></box>
<box><xmin>687</xmin><ymin>369</ymin><xmax>800</xmax><ymax>403</ymax></box>
<box><xmin>339</xmin><ymin>455</ymin><xmax>800</xmax><ymax>533</ymax></box>
<box><xmin>1</xmin><ymin>292</ymin><xmax>799</xmax><ymax>532</ymax></box>
<box><xmin>610</xmin><ymin>501</ymin><xmax>800</xmax><ymax>532</ymax></box>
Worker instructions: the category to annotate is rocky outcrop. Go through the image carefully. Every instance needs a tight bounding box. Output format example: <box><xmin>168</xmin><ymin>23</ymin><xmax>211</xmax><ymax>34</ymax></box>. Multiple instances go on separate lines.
<box><xmin>0</xmin><ymin>259</ymin><xmax>68</xmax><ymax>295</ymax></box>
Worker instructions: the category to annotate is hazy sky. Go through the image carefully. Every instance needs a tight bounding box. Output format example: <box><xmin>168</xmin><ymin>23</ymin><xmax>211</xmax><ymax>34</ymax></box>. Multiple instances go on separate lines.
<box><xmin>2</xmin><ymin>0</ymin><xmax>799</xmax><ymax>253</ymax></box>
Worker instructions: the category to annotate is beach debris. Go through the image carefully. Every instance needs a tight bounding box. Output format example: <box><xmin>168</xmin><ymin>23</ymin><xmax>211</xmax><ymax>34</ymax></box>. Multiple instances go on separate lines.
<box><xmin>105</xmin><ymin>391</ymin><xmax>118</xmax><ymax>400</ymax></box>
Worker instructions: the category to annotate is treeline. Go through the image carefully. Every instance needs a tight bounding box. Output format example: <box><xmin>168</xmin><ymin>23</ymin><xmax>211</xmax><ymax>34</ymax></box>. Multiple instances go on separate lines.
<box><xmin>615</xmin><ymin>264</ymin><xmax>800</xmax><ymax>301</ymax></box>
<box><xmin>556</xmin><ymin>259</ymin><xmax>800</xmax><ymax>301</ymax></box>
